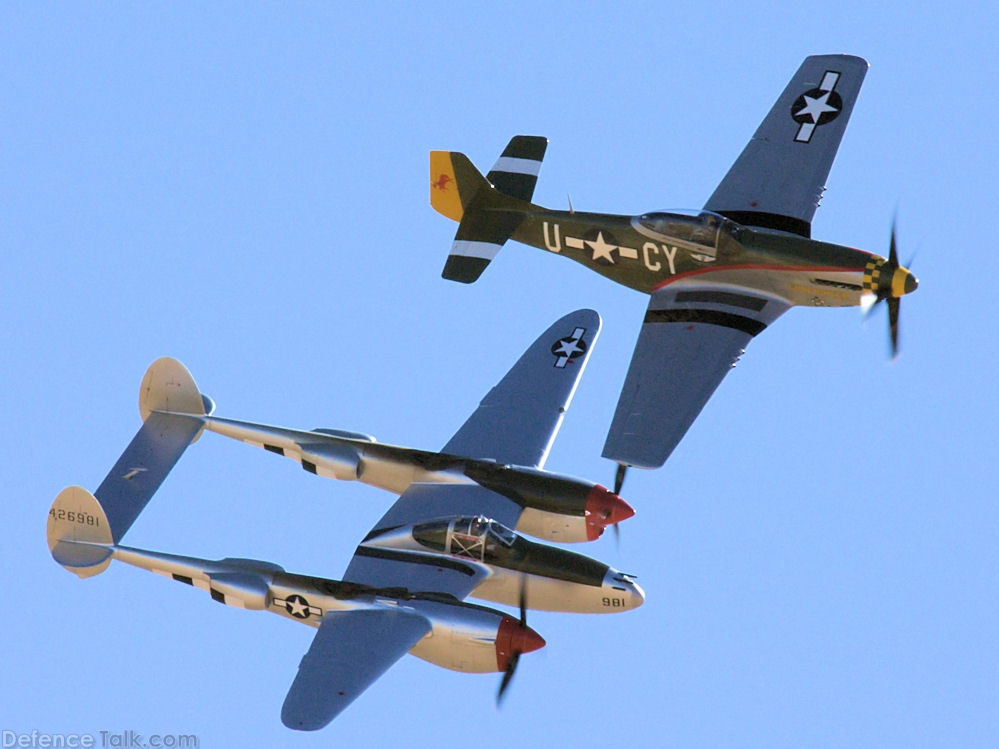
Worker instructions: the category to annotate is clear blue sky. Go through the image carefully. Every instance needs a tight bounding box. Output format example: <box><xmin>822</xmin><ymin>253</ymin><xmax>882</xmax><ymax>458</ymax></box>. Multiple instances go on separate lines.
<box><xmin>4</xmin><ymin>3</ymin><xmax>996</xmax><ymax>746</ymax></box>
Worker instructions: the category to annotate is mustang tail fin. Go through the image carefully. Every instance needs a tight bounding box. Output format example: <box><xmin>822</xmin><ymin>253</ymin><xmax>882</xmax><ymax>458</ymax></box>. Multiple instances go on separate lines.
<box><xmin>47</xmin><ymin>486</ymin><xmax>114</xmax><ymax>578</ymax></box>
<box><xmin>430</xmin><ymin>151</ymin><xmax>490</xmax><ymax>222</ymax></box>
<box><xmin>431</xmin><ymin>135</ymin><xmax>547</xmax><ymax>283</ymax></box>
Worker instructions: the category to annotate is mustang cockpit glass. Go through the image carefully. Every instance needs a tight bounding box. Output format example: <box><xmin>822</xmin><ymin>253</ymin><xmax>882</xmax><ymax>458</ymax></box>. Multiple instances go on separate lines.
<box><xmin>633</xmin><ymin>210</ymin><xmax>746</xmax><ymax>258</ymax></box>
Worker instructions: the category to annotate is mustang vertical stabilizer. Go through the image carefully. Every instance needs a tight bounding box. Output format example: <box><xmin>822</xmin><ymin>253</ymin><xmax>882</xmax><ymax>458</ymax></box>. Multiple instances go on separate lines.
<box><xmin>432</xmin><ymin>135</ymin><xmax>547</xmax><ymax>282</ymax></box>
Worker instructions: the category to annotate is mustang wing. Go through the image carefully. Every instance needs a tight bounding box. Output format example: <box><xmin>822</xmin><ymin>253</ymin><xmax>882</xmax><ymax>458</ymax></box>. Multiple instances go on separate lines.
<box><xmin>281</xmin><ymin>608</ymin><xmax>432</xmax><ymax>731</ymax></box>
<box><xmin>342</xmin><ymin>483</ymin><xmax>515</xmax><ymax>597</ymax></box>
<box><xmin>703</xmin><ymin>54</ymin><xmax>868</xmax><ymax>237</ymax></box>
<box><xmin>441</xmin><ymin>308</ymin><xmax>600</xmax><ymax>468</ymax></box>
<box><xmin>602</xmin><ymin>285</ymin><xmax>789</xmax><ymax>469</ymax></box>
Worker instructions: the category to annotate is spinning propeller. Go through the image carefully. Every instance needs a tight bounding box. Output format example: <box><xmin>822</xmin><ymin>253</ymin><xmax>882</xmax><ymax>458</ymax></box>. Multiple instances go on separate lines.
<box><xmin>611</xmin><ymin>464</ymin><xmax>629</xmax><ymax>545</ymax></box>
<box><xmin>497</xmin><ymin>578</ymin><xmax>534</xmax><ymax>705</ymax></box>
<box><xmin>861</xmin><ymin>220</ymin><xmax>918</xmax><ymax>358</ymax></box>
<box><xmin>614</xmin><ymin>463</ymin><xmax>627</xmax><ymax>496</ymax></box>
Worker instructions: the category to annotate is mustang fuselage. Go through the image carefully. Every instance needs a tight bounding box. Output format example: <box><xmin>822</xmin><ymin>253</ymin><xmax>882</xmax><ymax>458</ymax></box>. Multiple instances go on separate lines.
<box><xmin>508</xmin><ymin>207</ymin><xmax>915</xmax><ymax>307</ymax></box>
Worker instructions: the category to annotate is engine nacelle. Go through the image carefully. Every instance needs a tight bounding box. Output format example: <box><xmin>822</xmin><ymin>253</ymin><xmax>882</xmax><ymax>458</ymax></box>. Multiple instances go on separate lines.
<box><xmin>404</xmin><ymin>598</ymin><xmax>544</xmax><ymax>673</ymax></box>
<box><xmin>207</xmin><ymin>571</ymin><xmax>272</xmax><ymax>610</ymax></box>
<box><xmin>465</xmin><ymin>464</ymin><xmax>634</xmax><ymax>542</ymax></box>
<box><xmin>298</xmin><ymin>440</ymin><xmax>363</xmax><ymax>481</ymax></box>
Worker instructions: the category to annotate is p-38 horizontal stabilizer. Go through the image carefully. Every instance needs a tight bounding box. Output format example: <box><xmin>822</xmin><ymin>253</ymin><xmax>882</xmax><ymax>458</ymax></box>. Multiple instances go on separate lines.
<box><xmin>52</xmin><ymin>357</ymin><xmax>210</xmax><ymax>552</ymax></box>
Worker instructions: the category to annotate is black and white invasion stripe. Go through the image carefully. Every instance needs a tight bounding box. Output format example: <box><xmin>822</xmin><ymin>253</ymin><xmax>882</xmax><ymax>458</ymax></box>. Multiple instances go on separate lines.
<box><xmin>486</xmin><ymin>135</ymin><xmax>547</xmax><ymax>202</ymax></box>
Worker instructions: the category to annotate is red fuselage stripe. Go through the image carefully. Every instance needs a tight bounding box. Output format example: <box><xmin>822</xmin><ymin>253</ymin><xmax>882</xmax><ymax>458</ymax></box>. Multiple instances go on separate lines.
<box><xmin>651</xmin><ymin>264</ymin><xmax>867</xmax><ymax>291</ymax></box>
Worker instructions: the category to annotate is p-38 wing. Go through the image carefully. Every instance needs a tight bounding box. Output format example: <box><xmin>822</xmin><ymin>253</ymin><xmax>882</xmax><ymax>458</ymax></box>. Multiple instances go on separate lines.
<box><xmin>343</xmin><ymin>307</ymin><xmax>601</xmax><ymax>596</ymax></box>
<box><xmin>51</xmin><ymin>309</ymin><xmax>641</xmax><ymax>730</ymax></box>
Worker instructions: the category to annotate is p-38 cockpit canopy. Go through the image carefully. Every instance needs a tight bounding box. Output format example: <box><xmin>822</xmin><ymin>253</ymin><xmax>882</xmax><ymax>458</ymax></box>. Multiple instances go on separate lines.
<box><xmin>413</xmin><ymin>515</ymin><xmax>520</xmax><ymax>562</ymax></box>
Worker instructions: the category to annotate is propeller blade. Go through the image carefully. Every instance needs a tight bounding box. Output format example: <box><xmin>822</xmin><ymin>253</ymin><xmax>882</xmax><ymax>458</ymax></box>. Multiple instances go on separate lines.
<box><xmin>497</xmin><ymin>578</ymin><xmax>528</xmax><ymax>707</ymax></box>
<box><xmin>888</xmin><ymin>297</ymin><xmax>900</xmax><ymax>358</ymax></box>
<box><xmin>888</xmin><ymin>220</ymin><xmax>899</xmax><ymax>269</ymax></box>
<box><xmin>612</xmin><ymin>521</ymin><xmax>621</xmax><ymax>551</ymax></box>
<box><xmin>518</xmin><ymin>575</ymin><xmax>528</xmax><ymax>627</ymax></box>
<box><xmin>614</xmin><ymin>463</ymin><xmax>627</xmax><ymax>495</ymax></box>
<box><xmin>497</xmin><ymin>652</ymin><xmax>520</xmax><ymax>705</ymax></box>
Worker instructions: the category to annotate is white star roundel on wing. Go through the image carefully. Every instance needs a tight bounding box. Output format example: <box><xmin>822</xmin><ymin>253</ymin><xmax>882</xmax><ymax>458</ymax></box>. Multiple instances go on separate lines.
<box><xmin>790</xmin><ymin>70</ymin><xmax>843</xmax><ymax>143</ymax></box>
<box><xmin>797</xmin><ymin>91</ymin><xmax>839</xmax><ymax>122</ymax></box>
<box><xmin>551</xmin><ymin>327</ymin><xmax>587</xmax><ymax>368</ymax></box>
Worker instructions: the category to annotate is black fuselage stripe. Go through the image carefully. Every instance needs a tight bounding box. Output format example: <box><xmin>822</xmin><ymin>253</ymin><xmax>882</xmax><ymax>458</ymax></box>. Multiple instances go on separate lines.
<box><xmin>674</xmin><ymin>290</ymin><xmax>768</xmax><ymax>311</ymax></box>
<box><xmin>718</xmin><ymin>210</ymin><xmax>811</xmax><ymax>238</ymax></box>
<box><xmin>353</xmin><ymin>546</ymin><xmax>478</xmax><ymax>577</ymax></box>
<box><xmin>645</xmin><ymin>308</ymin><xmax>766</xmax><ymax>336</ymax></box>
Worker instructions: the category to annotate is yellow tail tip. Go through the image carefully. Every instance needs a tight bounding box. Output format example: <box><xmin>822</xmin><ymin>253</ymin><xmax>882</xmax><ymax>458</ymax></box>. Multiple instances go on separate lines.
<box><xmin>430</xmin><ymin>151</ymin><xmax>464</xmax><ymax>221</ymax></box>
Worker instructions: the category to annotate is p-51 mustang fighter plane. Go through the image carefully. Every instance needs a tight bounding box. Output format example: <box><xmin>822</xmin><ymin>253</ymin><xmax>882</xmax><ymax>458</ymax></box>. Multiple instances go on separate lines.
<box><xmin>430</xmin><ymin>55</ymin><xmax>919</xmax><ymax>486</ymax></box>
<box><xmin>48</xmin><ymin>310</ymin><xmax>643</xmax><ymax>730</ymax></box>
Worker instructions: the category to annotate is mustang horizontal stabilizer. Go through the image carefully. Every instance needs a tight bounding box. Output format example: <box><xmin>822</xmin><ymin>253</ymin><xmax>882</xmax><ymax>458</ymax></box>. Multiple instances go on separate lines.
<box><xmin>486</xmin><ymin>135</ymin><xmax>548</xmax><ymax>202</ymax></box>
<box><xmin>433</xmin><ymin>135</ymin><xmax>546</xmax><ymax>283</ymax></box>
<box><xmin>703</xmin><ymin>54</ymin><xmax>868</xmax><ymax>237</ymax></box>
<box><xmin>442</xmin><ymin>308</ymin><xmax>599</xmax><ymax>467</ymax></box>
<box><xmin>603</xmin><ymin>286</ymin><xmax>788</xmax><ymax>468</ymax></box>
<box><xmin>282</xmin><ymin>609</ymin><xmax>432</xmax><ymax>731</ymax></box>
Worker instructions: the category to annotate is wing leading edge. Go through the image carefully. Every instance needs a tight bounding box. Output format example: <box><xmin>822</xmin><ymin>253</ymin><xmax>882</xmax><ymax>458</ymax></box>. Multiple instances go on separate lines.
<box><xmin>602</xmin><ymin>285</ymin><xmax>788</xmax><ymax>468</ymax></box>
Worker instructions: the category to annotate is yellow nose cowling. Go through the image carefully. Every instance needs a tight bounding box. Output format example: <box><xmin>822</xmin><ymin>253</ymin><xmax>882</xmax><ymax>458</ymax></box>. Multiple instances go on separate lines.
<box><xmin>891</xmin><ymin>266</ymin><xmax>919</xmax><ymax>297</ymax></box>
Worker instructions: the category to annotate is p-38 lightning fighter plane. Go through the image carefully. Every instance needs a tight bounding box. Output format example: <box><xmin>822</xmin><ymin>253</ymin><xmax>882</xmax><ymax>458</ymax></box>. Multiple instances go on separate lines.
<box><xmin>48</xmin><ymin>309</ymin><xmax>643</xmax><ymax>730</ymax></box>
<box><xmin>430</xmin><ymin>55</ymin><xmax>919</xmax><ymax>487</ymax></box>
